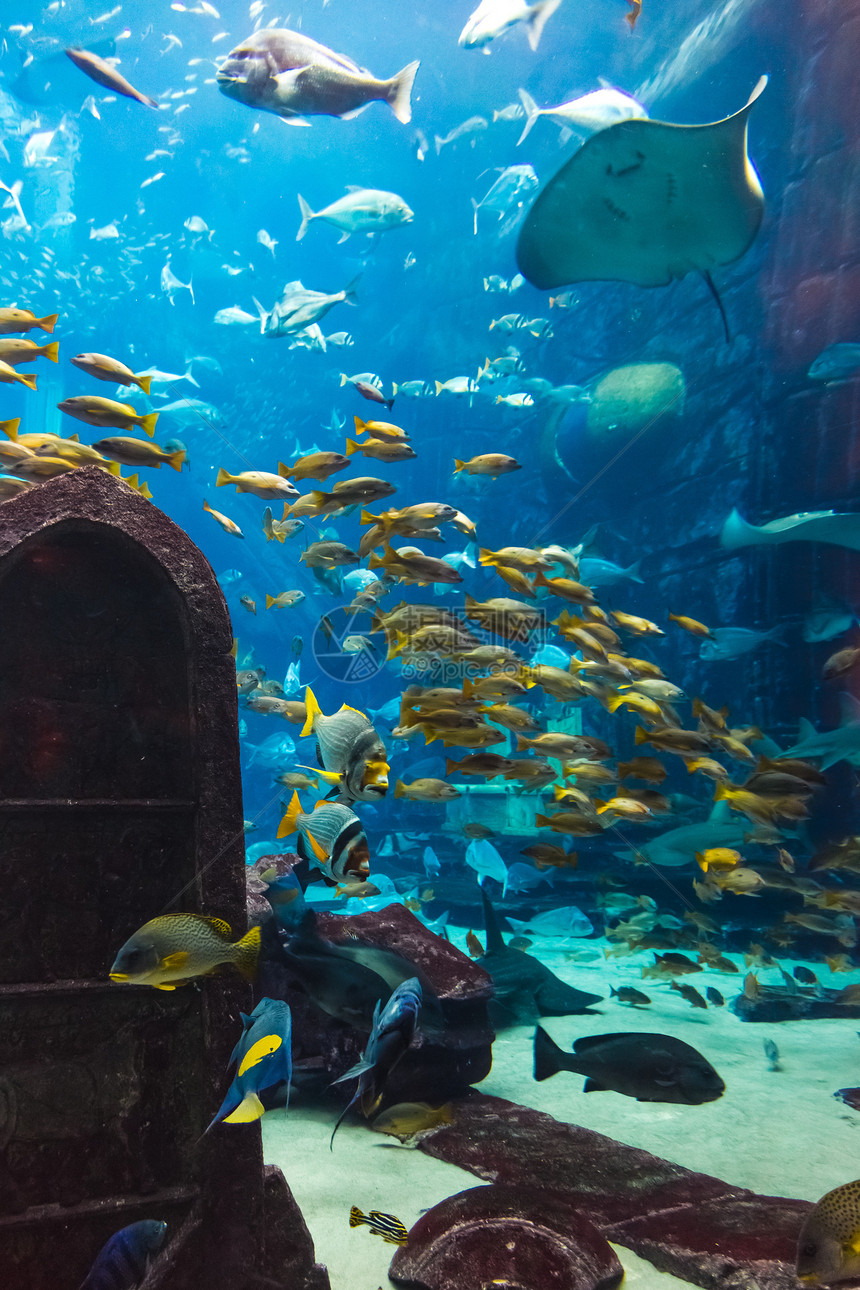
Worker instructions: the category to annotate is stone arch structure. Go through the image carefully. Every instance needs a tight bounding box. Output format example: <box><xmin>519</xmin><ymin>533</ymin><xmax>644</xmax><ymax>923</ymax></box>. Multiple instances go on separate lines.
<box><xmin>0</xmin><ymin>468</ymin><xmax>327</xmax><ymax>1290</ymax></box>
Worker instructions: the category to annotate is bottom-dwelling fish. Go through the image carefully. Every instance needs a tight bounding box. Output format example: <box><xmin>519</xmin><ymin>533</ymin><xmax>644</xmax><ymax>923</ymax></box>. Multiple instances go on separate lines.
<box><xmin>533</xmin><ymin>1027</ymin><xmax>725</xmax><ymax>1104</ymax></box>
<box><xmin>207</xmin><ymin>998</ymin><xmax>292</xmax><ymax>1130</ymax></box>
<box><xmin>330</xmin><ymin>977</ymin><xmax>422</xmax><ymax>1148</ymax></box>
<box><xmin>80</xmin><ymin>1220</ymin><xmax>167</xmax><ymax>1290</ymax></box>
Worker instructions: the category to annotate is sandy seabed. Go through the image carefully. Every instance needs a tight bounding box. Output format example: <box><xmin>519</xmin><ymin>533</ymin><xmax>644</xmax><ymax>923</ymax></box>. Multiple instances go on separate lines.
<box><xmin>262</xmin><ymin>930</ymin><xmax>860</xmax><ymax>1290</ymax></box>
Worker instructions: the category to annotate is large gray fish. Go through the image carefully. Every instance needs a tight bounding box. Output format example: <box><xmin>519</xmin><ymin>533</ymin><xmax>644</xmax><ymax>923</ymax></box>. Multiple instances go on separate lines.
<box><xmin>301</xmin><ymin>686</ymin><xmax>389</xmax><ymax>803</ymax></box>
<box><xmin>277</xmin><ymin>791</ymin><xmax>370</xmax><ymax>884</ymax></box>
<box><xmin>216</xmin><ymin>29</ymin><xmax>419</xmax><ymax>123</ymax></box>
<box><xmin>534</xmin><ymin>1027</ymin><xmax>725</xmax><ymax>1104</ymax></box>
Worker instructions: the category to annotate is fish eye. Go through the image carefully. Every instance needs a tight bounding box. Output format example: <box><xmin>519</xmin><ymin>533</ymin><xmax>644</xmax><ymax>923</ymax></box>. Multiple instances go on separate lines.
<box><xmin>801</xmin><ymin>1243</ymin><xmax>818</xmax><ymax>1257</ymax></box>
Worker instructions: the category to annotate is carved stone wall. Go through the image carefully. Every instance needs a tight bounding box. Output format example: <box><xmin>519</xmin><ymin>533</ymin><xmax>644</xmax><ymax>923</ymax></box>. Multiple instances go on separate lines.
<box><xmin>0</xmin><ymin>469</ymin><xmax>328</xmax><ymax>1290</ymax></box>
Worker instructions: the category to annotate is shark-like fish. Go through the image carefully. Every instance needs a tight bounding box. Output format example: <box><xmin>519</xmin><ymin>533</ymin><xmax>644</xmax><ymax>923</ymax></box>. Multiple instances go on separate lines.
<box><xmin>782</xmin><ymin>695</ymin><xmax>860</xmax><ymax>770</ymax></box>
<box><xmin>629</xmin><ymin>801</ymin><xmax>747</xmax><ymax>868</ymax></box>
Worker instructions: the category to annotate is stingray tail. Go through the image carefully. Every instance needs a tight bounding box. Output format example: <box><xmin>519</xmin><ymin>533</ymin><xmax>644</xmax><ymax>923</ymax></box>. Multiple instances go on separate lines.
<box><xmin>480</xmin><ymin>882</ymin><xmax>508</xmax><ymax>956</ymax></box>
<box><xmin>702</xmin><ymin>272</ymin><xmax>731</xmax><ymax>344</ymax></box>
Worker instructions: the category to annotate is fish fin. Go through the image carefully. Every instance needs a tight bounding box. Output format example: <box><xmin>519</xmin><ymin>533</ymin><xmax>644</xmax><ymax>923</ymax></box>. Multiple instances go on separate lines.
<box><xmin>394</xmin><ymin>780</ymin><xmax>405</xmax><ymax>798</ymax></box>
<box><xmin>345</xmin><ymin>437</ymin><xmax>359</xmax><ymax>455</ymax></box>
<box><xmin>349</xmin><ymin>1206</ymin><xmax>367</xmax><ymax>1227</ymax></box>
<box><xmin>0</xmin><ymin>418</ymin><xmax>19</xmax><ymax>440</ymax></box>
<box><xmin>301</xmin><ymin>686</ymin><xmax>322</xmax><ymax>737</ymax></box>
<box><xmin>39</xmin><ymin>314</ymin><xmax>58</xmax><ymax>333</ymax></box>
<box><xmin>234</xmin><ymin>925</ymin><xmax>261</xmax><ymax>982</ymax></box>
<box><xmin>18</xmin><ymin>372</ymin><xmax>37</xmax><ymax>391</ymax></box>
<box><xmin>480</xmin><ymin>883</ymin><xmax>509</xmax><ymax>955</ymax></box>
<box><xmin>168</xmin><ymin>449</ymin><xmax>185</xmax><ymax>472</ymax></box>
<box><xmin>582</xmin><ymin>1078</ymin><xmax>607</xmax><ymax>1092</ymax></box>
<box><xmin>453</xmin><ymin>458</ymin><xmax>465</xmax><ymax>472</ymax></box>
<box><xmin>296</xmin><ymin>193</ymin><xmax>315</xmax><ymax>241</ymax></box>
<box><xmin>526</xmin><ymin>0</ymin><xmax>562</xmax><ymax>50</ymax></box>
<box><xmin>533</xmin><ymin>1025</ymin><xmax>564</xmax><ymax>1081</ymax></box>
<box><xmin>161</xmin><ymin>951</ymin><xmax>190</xmax><ymax>971</ymax></box>
<box><xmin>343</xmin><ymin>275</ymin><xmax>361</xmax><ymax>305</ymax></box>
<box><xmin>277</xmin><ymin>790</ymin><xmax>303</xmax><ymax>839</ymax></box>
<box><xmin>135</xmin><ymin>372</ymin><xmax>153</xmax><ymax>395</ymax></box>
<box><xmin>222</xmin><ymin>1091</ymin><xmax>266</xmax><ymax>1124</ymax></box>
<box><xmin>516</xmin><ymin>88</ymin><xmax>540</xmax><ymax>145</ymax></box>
<box><xmin>266</xmin><ymin>595</ymin><xmax>276</xmax><ymax>609</ymax></box>
<box><xmin>43</xmin><ymin>341</ymin><xmax>59</xmax><ymax>363</ymax></box>
<box><xmin>387</xmin><ymin>59</ymin><xmax>419</xmax><ymax>124</ymax></box>
<box><xmin>140</xmin><ymin>412</ymin><xmax>158</xmax><ymax>438</ymax></box>
<box><xmin>277</xmin><ymin>462</ymin><xmax>292</xmax><ymax>478</ymax></box>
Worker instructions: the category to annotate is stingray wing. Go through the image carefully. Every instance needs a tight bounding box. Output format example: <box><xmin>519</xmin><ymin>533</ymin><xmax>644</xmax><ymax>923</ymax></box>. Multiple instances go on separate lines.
<box><xmin>517</xmin><ymin>79</ymin><xmax>766</xmax><ymax>291</ymax></box>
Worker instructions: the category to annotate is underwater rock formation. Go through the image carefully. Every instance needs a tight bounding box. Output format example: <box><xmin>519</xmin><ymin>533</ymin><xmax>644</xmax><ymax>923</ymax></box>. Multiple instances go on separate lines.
<box><xmin>414</xmin><ymin>1094</ymin><xmax>809</xmax><ymax>1290</ymax></box>
<box><xmin>257</xmin><ymin>902</ymin><xmax>494</xmax><ymax>1105</ymax></box>
<box><xmin>389</xmin><ymin>1182</ymin><xmax>623</xmax><ymax>1290</ymax></box>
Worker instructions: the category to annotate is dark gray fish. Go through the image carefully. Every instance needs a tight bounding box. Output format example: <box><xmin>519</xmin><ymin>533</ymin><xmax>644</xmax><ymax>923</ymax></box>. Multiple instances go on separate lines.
<box><xmin>763</xmin><ymin>1038</ymin><xmax>781</xmax><ymax>1071</ymax></box>
<box><xmin>794</xmin><ymin>965</ymin><xmax>818</xmax><ymax>985</ymax></box>
<box><xmin>610</xmin><ymin>985</ymin><xmax>651</xmax><ymax>1007</ymax></box>
<box><xmin>533</xmin><ymin>1027</ymin><xmax>725</xmax><ymax>1104</ymax></box>
<box><xmin>278</xmin><ymin>918</ymin><xmax>392</xmax><ymax>1030</ymax></box>
<box><xmin>706</xmin><ymin>987</ymin><xmax>725</xmax><ymax>1007</ymax></box>
<box><xmin>216</xmin><ymin>28</ymin><xmax>419</xmax><ymax>123</ymax></box>
<box><xmin>671</xmin><ymin>981</ymin><xmax>708</xmax><ymax>1010</ymax></box>
<box><xmin>479</xmin><ymin>886</ymin><xmax>602</xmax><ymax>1026</ymax></box>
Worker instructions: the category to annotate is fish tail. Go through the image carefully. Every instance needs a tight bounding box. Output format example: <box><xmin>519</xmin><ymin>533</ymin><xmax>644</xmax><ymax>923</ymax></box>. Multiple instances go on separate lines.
<box><xmin>216</xmin><ymin>467</ymin><xmax>232</xmax><ymax>487</ymax></box>
<box><xmin>343</xmin><ymin>276</ymin><xmax>361</xmax><ymax>306</ymax></box>
<box><xmin>277</xmin><ymin>462</ymin><xmax>292</xmax><ymax>478</ymax></box>
<box><xmin>140</xmin><ymin>412</ymin><xmax>158</xmax><ymax>438</ymax></box>
<box><xmin>296</xmin><ymin>193</ymin><xmax>315</xmax><ymax>241</ymax></box>
<box><xmin>633</xmin><ymin>726</ymin><xmax>648</xmax><ymax>745</ymax></box>
<box><xmin>394</xmin><ymin>780</ymin><xmax>406</xmax><ymax>798</ymax></box>
<box><xmin>233</xmin><ymin>925</ymin><xmax>261</xmax><ymax>982</ymax></box>
<box><xmin>135</xmin><ymin>372</ymin><xmax>153</xmax><ymax>395</ymax></box>
<box><xmin>387</xmin><ymin>59</ymin><xmax>419</xmax><ymax>125</ymax></box>
<box><xmin>222</xmin><ymin>1091</ymin><xmax>266</xmax><ymax>1124</ymax></box>
<box><xmin>301</xmin><ymin>686</ymin><xmax>322</xmax><ymax>737</ymax></box>
<box><xmin>353</xmin><ymin>417</ymin><xmax>369</xmax><ymax>436</ymax></box>
<box><xmin>167</xmin><ymin>449</ymin><xmax>185</xmax><ymax>472</ymax></box>
<box><xmin>526</xmin><ymin>0</ymin><xmax>562</xmax><ymax>51</ymax></box>
<box><xmin>516</xmin><ymin>88</ymin><xmax>540</xmax><ymax>146</ymax></box>
<box><xmin>38</xmin><ymin>313</ymin><xmax>58</xmax><ymax>333</ymax></box>
<box><xmin>695</xmin><ymin>852</ymin><xmax>709</xmax><ymax>872</ymax></box>
<box><xmin>18</xmin><ymin>372</ymin><xmax>37</xmax><ymax>391</ymax></box>
<box><xmin>535</xmin><ymin>814</ymin><xmax>550</xmax><ymax>827</ymax></box>
<box><xmin>277</xmin><ymin>789</ymin><xmax>303</xmax><ymax>839</ymax></box>
<box><xmin>265</xmin><ymin>595</ymin><xmax>276</xmax><ymax>609</ymax></box>
<box><xmin>453</xmin><ymin>458</ymin><xmax>465</xmax><ymax>472</ymax></box>
<box><xmin>345</xmin><ymin>437</ymin><xmax>359</xmax><ymax>455</ymax></box>
<box><xmin>349</xmin><ymin>1205</ymin><xmax>368</xmax><ymax>1228</ymax></box>
<box><xmin>0</xmin><ymin>418</ymin><xmax>19</xmax><ymax>440</ymax></box>
<box><xmin>43</xmin><ymin>341</ymin><xmax>59</xmax><ymax>363</ymax></box>
<box><xmin>533</xmin><ymin>1024</ymin><xmax>564</xmax><ymax>1080</ymax></box>
<box><xmin>308</xmin><ymin>490</ymin><xmax>328</xmax><ymax>508</ymax></box>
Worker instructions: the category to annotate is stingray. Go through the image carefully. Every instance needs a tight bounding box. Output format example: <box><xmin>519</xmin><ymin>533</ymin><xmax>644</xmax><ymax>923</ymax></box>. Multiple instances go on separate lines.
<box><xmin>478</xmin><ymin>886</ymin><xmax>602</xmax><ymax>1027</ymax></box>
<box><xmin>516</xmin><ymin>77</ymin><xmax>767</xmax><ymax>339</ymax></box>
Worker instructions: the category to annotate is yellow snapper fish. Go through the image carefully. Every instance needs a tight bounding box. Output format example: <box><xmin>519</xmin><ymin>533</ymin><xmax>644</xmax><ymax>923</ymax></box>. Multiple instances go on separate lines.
<box><xmin>277</xmin><ymin>791</ymin><xmax>370</xmax><ymax>884</ymax></box>
<box><xmin>216</xmin><ymin>467</ymin><xmax>299</xmax><ymax>501</ymax></box>
<box><xmin>301</xmin><ymin>686</ymin><xmax>389</xmax><ymax>802</ymax></box>
<box><xmin>797</xmin><ymin>1179</ymin><xmax>860</xmax><ymax>1284</ymax></box>
<box><xmin>370</xmin><ymin>1101</ymin><xmax>454</xmax><ymax>1143</ymax></box>
<box><xmin>57</xmin><ymin>395</ymin><xmax>159</xmax><ymax>437</ymax></box>
<box><xmin>109</xmin><ymin>913</ymin><xmax>261</xmax><ymax>990</ymax></box>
